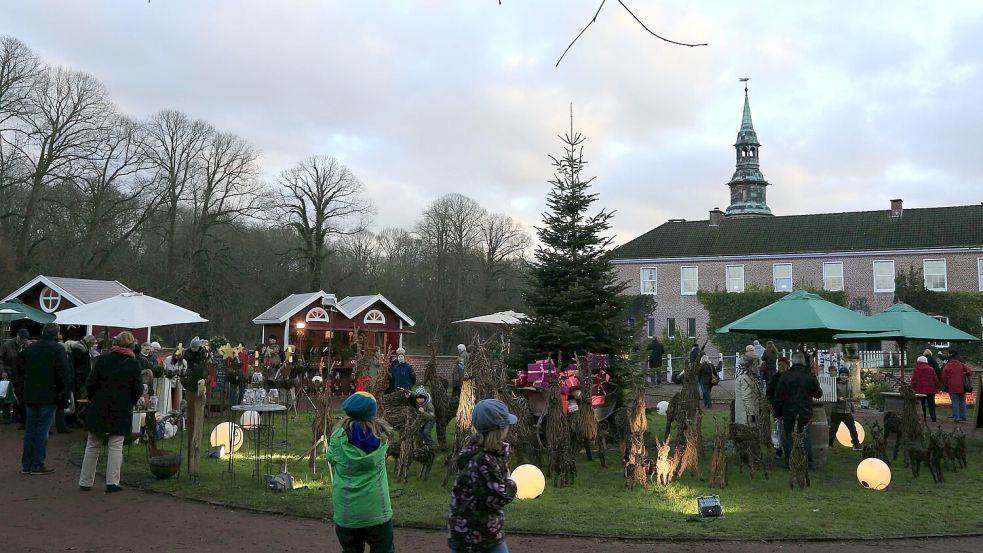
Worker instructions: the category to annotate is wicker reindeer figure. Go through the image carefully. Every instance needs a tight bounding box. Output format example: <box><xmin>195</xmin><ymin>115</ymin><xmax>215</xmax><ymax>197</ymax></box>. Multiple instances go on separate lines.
<box><xmin>423</xmin><ymin>345</ymin><xmax>452</xmax><ymax>449</ymax></box>
<box><xmin>652</xmin><ymin>437</ymin><xmax>679</xmax><ymax>486</ymax></box>
<box><xmin>862</xmin><ymin>421</ymin><xmax>890</xmax><ymax>467</ymax></box>
<box><xmin>730</xmin><ymin>422</ymin><xmax>768</xmax><ymax>480</ymax></box>
<box><xmin>788</xmin><ymin>416</ymin><xmax>810</xmax><ymax>490</ymax></box>
<box><xmin>707</xmin><ymin>426</ymin><xmax>728</xmax><ymax>488</ymax></box>
<box><xmin>395</xmin><ymin>413</ymin><xmax>435</xmax><ymax>482</ymax></box>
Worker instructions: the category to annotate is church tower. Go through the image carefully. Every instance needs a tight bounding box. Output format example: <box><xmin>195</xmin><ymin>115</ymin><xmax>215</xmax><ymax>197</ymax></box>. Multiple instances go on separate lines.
<box><xmin>725</xmin><ymin>83</ymin><xmax>773</xmax><ymax>217</ymax></box>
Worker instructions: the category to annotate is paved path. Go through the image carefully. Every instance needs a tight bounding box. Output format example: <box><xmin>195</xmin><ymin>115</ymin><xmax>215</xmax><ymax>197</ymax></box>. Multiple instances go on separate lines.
<box><xmin>1</xmin><ymin>423</ymin><xmax>978</xmax><ymax>552</ymax></box>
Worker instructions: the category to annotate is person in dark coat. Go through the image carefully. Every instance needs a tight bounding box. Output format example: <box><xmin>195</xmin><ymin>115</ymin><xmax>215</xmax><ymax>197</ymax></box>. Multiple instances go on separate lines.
<box><xmin>78</xmin><ymin>331</ymin><xmax>142</xmax><ymax>492</ymax></box>
<box><xmin>923</xmin><ymin>348</ymin><xmax>941</xmax><ymax>379</ymax></box>
<box><xmin>20</xmin><ymin>323</ymin><xmax>70</xmax><ymax>475</ymax></box>
<box><xmin>698</xmin><ymin>355</ymin><xmax>716</xmax><ymax>409</ymax></box>
<box><xmin>774</xmin><ymin>352</ymin><xmax>822</xmax><ymax>467</ymax></box>
<box><xmin>0</xmin><ymin>328</ymin><xmax>31</xmax><ymax>425</ymax></box>
<box><xmin>766</xmin><ymin>357</ymin><xmax>790</xmax><ymax>458</ymax></box>
<box><xmin>386</xmin><ymin>348</ymin><xmax>416</xmax><ymax>393</ymax></box>
<box><xmin>648</xmin><ymin>337</ymin><xmax>664</xmax><ymax>384</ymax></box>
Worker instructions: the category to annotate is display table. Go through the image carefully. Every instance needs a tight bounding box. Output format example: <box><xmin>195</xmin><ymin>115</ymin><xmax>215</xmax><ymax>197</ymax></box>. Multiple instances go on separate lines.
<box><xmin>881</xmin><ymin>391</ymin><xmax>926</xmax><ymax>413</ymax></box>
<box><xmin>228</xmin><ymin>403</ymin><xmax>288</xmax><ymax>484</ymax></box>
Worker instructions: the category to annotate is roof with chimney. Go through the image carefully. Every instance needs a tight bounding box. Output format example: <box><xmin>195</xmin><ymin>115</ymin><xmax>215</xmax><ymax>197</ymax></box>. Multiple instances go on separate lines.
<box><xmin>613</xmin><ymin>203</ymin><xmax>983</xmax><ymax>261</ymax></box>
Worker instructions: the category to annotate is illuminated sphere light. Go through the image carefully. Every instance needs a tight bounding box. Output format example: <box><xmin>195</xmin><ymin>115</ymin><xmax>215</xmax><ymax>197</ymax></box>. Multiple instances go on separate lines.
<box><xmin>209</xmin><ymin>422</ymin><xmax>244</xmax><ymax>454</ymax></box>
<box><xmin>312</xmin><ymin>376</ymin><xmax>323</xmax><ymax>384</ymax></box>
<box><xmin>240</xmin><ymin>410</ymin><xmax>261</xmax><ymax>429</ymax></box>
<box><xmin>511</xmin><ymin>464</ymin><xmax>546</xmax><ymax>500</ymax></box>
<box><xmin>656</xmin><ymin>401</ymin><xmax>670</xmax><ymax>416</ymax></box>
<box><xmin>836</xmin><ymin>421</ymin><xmax>866</xmax><ymax>447</ymax></box>
<box><xmin>856</xmin><ymin>458</ymin><xmax>891</xmax><ymax>491</ymax></box>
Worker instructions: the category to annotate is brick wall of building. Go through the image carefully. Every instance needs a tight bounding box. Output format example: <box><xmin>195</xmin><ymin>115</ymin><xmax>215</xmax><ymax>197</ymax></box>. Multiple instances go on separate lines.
<box><xmin>615</xmin><ymin>250</ymin><xmax>983</xmax><ymax>355</ymax></box>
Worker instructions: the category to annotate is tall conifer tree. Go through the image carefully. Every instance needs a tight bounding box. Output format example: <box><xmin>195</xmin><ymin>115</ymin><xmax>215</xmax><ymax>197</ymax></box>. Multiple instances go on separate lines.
<box><xmin>515</xmin><ymin>116</ymin><xmax>627</xmax><ymax>362</ymax></box>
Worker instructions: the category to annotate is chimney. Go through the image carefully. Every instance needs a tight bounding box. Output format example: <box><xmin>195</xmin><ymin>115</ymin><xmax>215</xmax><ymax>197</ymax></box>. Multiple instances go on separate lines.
<box><xmin>890</xmin><ymin>198</ymin><xmax>903</xmax><ymax>217</ymax></box>
<box><xmin>709</xmin><ymin>207</ymin><xmax>724</xmax><ymax>227</ymax></box>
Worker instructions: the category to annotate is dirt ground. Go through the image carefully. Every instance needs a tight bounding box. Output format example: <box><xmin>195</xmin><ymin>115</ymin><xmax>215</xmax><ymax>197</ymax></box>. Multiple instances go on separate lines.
<box><xmin>2</xmin><ymin>423</ymin><xmax>980</xmax><ymax>553</ymax></box>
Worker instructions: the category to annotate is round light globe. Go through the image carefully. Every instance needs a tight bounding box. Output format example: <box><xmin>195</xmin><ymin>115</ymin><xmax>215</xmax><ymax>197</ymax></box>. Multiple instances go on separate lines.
<box><xmin>511</xmin><ymin>464</ymin><xmax>546</xmax><ymax>500</ymax></box>
<box><xmin>656</xmin><ymin>401</ymin><xmax>670</xmax><ymax>416</ymax></box>
<box><xmin>856</xmin><ymin>457</ymin><xmax>891</xmax><ymax>490</ymax></box>
<box><xmin>836</xmin><ymin>421</ymin><xmax>865</xmax><ymax>447</ymax></box>
<box><xmin>209</xmin><ymin>422</ymin><xmax>244</xmax><ymax>454</ymax></box>
<box><xmin>240</xmin><ymin>410</ymin><xmax>261</xmax><ymax>429</ymax></box>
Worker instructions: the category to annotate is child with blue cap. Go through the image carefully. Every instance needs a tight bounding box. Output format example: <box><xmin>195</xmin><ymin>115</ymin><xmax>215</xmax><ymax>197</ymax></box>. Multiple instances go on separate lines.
<box><xmin>328</xmin><ymin>391</ymin><xmax>395</xmax><ymax>552</ymax></box>
<box><xmin>448</xmin><ymin>399</ymin><xmax>518</xmax><ymax>553</ymax></box>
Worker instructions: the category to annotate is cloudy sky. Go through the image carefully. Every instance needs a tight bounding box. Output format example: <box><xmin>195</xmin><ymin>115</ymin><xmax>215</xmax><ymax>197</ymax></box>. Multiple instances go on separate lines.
<box><xmin>3</xmin><ymin>1</ymin><xmax>982</xmax><ymax>244</ymax></box>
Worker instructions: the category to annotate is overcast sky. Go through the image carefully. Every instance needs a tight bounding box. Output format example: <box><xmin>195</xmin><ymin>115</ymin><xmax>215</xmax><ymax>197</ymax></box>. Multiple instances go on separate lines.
<box><xmin>3</xmin><ymin>1</ymin><xmax>982</xmax><ymax>245</ymax></box>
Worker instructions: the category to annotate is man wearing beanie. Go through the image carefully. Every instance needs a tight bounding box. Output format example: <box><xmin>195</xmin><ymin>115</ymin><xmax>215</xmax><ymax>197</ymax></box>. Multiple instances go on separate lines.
<box><xmin>328</xmin><ymin>391</ymin><xmax>394</xmax><ymax>552</ymax></box>
<box><xmin>20</xmin><ymin>323</ymin><xmax>70</xmax><ymax>474</ymax></box>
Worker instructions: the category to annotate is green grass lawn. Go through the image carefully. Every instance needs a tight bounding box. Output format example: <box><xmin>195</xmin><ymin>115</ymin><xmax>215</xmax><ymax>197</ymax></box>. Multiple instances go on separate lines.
<box><xmin>97</xmin><ymin>406</ymin><xmax>983</xmax><ymax>540</ymax></box>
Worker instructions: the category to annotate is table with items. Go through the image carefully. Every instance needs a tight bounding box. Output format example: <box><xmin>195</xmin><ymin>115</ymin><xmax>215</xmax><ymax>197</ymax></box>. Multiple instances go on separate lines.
<box><xmin>227</xmin><ymin>388</ymin><xmax>289</xmax><ymax>485</ymax></box>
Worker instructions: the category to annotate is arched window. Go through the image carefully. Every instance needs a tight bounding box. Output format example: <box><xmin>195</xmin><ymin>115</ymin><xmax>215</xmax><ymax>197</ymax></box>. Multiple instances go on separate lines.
<box><xmin>363</xmin><ymin>309</ymin><xmax>386</xmax><ymax>324</ymax></box>
<box><xmin>306</xmin><ymin>307</ymin><xmax>329</xmax><ymax>322</ymax></box>
<box><xmin>39</xmin><ymin>287</ymin><xmax>61</xmax><ymax>313</ymax></box>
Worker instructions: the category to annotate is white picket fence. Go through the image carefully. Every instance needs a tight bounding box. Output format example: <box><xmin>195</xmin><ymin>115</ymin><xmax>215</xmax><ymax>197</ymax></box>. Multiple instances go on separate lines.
<box><xmin>649</xmin><ymin>349</ymin><xmax>906</xmax><ymax>383</ymax></box>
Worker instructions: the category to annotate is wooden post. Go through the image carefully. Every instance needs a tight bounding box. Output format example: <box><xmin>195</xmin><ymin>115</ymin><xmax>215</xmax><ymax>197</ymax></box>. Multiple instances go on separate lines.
<box><xmin>187</xmin><ymin>379</ymin><xmax>206</xmax><ymax>477</ymax></box>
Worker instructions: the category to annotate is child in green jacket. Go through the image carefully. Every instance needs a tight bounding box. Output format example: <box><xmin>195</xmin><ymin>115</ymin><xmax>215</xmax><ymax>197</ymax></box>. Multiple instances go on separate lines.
<box><xmin>328</xmin><ymin>391</ymin><xmax>395</xmax><ymax>553</ymax></box>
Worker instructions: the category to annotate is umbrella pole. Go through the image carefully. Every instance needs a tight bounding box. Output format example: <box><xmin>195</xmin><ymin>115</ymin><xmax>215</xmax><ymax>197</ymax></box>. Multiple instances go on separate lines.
<box><xmin>897</xmin><ymin>339</ymin><xmax>907</xmax><ymax>381</ymax></box>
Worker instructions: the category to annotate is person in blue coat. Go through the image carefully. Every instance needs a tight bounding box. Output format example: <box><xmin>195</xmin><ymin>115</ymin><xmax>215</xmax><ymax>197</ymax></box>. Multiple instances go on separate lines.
<box><xmin>386</xmin><ymin>347</ymin><xmax>416</xmax><ymax>393</ymax></box>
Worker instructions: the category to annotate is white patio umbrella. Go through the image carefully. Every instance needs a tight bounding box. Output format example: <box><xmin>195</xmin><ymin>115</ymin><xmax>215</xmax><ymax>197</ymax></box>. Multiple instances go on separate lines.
<box><xmin>54</xmin><ymin>292</ymin><xmax>208</xmax><ymax>328</ymax></box>
<box><xmin>452</xmin><ymin>310</ymin><xmax>526</xmax><ymax>326</ymax></box>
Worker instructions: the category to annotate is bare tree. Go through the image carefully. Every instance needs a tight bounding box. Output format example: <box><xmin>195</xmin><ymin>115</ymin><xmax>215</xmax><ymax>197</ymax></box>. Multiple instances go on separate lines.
<box><xmin>47</xmin><ymin>115</ymin><xmax>158</xmax><ymax>274</ymax></box>
<box><xmin>274</xmin><ymin>155</ymin><xmax>374</xmax><ymax>291</ymax></box>
<box><xmin>478</xmin><ymin>212</ymin><xmax>530</xmax><ymax>302</ymax></box>
<box><xmin>5</xmin><ymin>66</ymin><xmax>113</xmax><ymax>272</ymax></box>
<box><xmin>142</xmin><ymin>109</ymin><xmax>212</xmax><ymax>285</ymax></box>
<box><xmin>0</xmin><ymin>36</ymin><xmax>40</xmax><ymax>130</ymax></box>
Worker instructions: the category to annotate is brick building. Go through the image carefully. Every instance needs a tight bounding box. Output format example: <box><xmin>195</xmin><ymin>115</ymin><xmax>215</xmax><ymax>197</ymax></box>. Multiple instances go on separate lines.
<box><xmin>612</xmin><ymin>88</ymin><xmax>983</xmax><ymax>354</ymax></box>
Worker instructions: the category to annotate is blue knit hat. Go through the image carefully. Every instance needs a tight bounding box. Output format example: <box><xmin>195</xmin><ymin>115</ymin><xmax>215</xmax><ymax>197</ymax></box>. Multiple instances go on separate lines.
<box><xmin>342</xmin><ymin>391</ymin><xmax>377</xmax><ymax>420</ymax></box>
<box><xmin>472</xmin><ymin>399</ymin><xmax>517</xmax><ymax>432</ymax></box>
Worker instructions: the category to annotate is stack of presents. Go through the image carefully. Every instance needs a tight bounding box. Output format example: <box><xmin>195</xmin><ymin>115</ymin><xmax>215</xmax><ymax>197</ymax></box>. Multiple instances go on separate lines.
<box><xmin>512</xmin><ymin>354</ymin><xmax>610</xmax><ymax>414</ymax></box>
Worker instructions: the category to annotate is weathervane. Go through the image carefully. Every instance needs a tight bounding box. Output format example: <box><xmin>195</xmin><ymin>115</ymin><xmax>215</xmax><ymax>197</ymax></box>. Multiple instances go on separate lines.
<box><xmin>739</xmin><ymin>76</ymin><xmax>750</xmax><ymax>93</ymax></box>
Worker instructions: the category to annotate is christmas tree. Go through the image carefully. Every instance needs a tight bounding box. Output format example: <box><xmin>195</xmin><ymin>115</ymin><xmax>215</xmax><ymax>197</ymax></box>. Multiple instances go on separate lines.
<box><xmin>514</xmin><ymin>116</ymin><xmax>628</xmax><ymax>363</ymax></box>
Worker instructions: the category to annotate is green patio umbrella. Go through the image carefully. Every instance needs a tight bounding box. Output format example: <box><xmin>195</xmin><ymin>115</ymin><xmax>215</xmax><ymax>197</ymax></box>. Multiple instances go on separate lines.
<box><xmin>716</xmin><ymin>290</ymin><xmax>893</xmax><ymax>343</ymax></box>
<box><xmin>833</xmin><ymin>303</ymin><xmax>979</xmax><ymax>378</ymax></box>
<box><xmin>0</xmin><ymin>298</ymin><xmax>55</xmax><ymax>339</ymax></box>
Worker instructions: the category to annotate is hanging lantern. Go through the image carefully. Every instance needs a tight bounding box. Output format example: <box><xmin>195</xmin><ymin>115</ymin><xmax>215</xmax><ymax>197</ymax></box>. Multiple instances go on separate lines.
<box><xmin>856</xmin><ymin>458</ymin><xmax>891</xmax><ymax>490</ymax></box>
<box><xmin>656</xmin><ymin>400</ymin><xmax>670</xmax><ymax>416</ymax></box>
<box><xmin>511</xmin><ymin>464</ymin><xmax>546</xmax><ymax>500</ymax></box>
<box><xmin>836</xmin><ymin>421</ymin><xmax>866</xmax><ymax>447</ymax></box>
<box><xmin>209</xmin><ymin>422</ymin><xmax>244</xmax><ymax>454</ymax></box>
<box><xmin>240</xmin><ymin>410</ymin><xmax>261</xmax><ymax>429</ymax></box>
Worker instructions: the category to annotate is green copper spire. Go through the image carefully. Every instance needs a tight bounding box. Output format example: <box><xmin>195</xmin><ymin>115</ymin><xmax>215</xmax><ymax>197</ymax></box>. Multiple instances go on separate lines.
<box><xmin>725</xmin><ymin>82</ymin><xmax>772</xmax><ymax>218</ymax></box>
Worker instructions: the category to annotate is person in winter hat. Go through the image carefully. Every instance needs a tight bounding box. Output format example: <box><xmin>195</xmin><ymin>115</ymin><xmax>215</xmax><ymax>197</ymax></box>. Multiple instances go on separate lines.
<box><xmin>829</xmin><ymin>366</ymin><xmax>861</xmax><ymax>450</ymax></box>
<box><xmin>386</xmin><ymin>347</ymin><xmax>416</xmax><ymax>393</ymax></box>
<box><xmin>412</xmin><ymin>385</ymin><xmax>435</xmax><ymax>447</ymax></box>
<box><xmin>328</xmin><ymin>391</ymin><xmax>395</xmax><ymax>553</ymax></box>
<box><xmin>448</xmin><ymin>399</ymin><xmax>518</xmax><ymax>553</ymax></box>
<box><xmin>910</xmin><ymin>355</ymin><xmax>942</xmax><ymax>422</ymax></box>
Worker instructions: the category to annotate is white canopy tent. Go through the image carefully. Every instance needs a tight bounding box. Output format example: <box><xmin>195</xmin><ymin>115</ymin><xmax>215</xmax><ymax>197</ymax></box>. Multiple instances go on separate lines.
<box><xmin>452</xmin><ymin>310</ymin><xmax>526</xmax><ymax>326</ymax></box>
<box><xmin>54</xmin><ymin>292</ymin><xmax>208</xmax><ymax>329</ymax></box>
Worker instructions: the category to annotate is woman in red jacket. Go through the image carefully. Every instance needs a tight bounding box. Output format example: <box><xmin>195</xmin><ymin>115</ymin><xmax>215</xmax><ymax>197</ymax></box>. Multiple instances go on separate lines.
<box><xmin>941</xmin><ymin>351</ymin><xmax>973</xmax><ymax>422</ymax></box>
<box><xmin>910</xmin><ymin>355</ymin><xmax>941</xmax><ymax>422</ymax></box>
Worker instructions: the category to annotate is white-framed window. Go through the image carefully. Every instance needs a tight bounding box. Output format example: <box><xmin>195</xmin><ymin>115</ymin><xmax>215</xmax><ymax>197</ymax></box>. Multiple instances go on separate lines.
<box><xmin>686</xmin><ymin>318</ymin><xmax>697</xmax><ymax>339</ymax></box>
<box><xmin>977</xmin><ymin>258</ymin><xmax>982</xmax><ymax>291</ymax></box>
<box><xmin>823</xmin><ymin>262</ymin><xmax>844</xmax><ymax>292</ymax></box>
<box><xmin>930</xmin><ymin>315</ymin><xmax>950</xmax><ymax>348</ymax></box>
<box><xmin>725</xmin><ymin>264</ymin><xmax>745</xmax><ymax>293</ymax></box>
<box><xmin>646</xmin><ymin>317</ymin><xmax>656</xmax><ymax>339</ymax></box>
<box><xmin>873</xmin><ymin>260</ymin><xmax>895</xmax><ymax>293</ymax></box>
<box><xmin>640</xmin><ymin>267</ymin><xmax>657</xmax><ymax>295</ymax></box>
<box><xmin>680</xmin><ymin>266</ymin><xmax>698</xmax><ymax>296</ymax></box>
<box><xmin>306</xmin><ymin>307</ymin><xmax>329</xmax><ymax>322</ymax></box>
<box><xmin>38</xmin><ymin>287</ymin><xmax>61</xmax><ymax>313</ymax></box>
<box><xmin>773</xmin><ymin>263</ymin><xmax>792</xmax><ymax>292</ymax></box>
<box><xmin>923</xmin><ymin>259</ymin><xmax>947</xmax><ymax>291</ymax></box>
<box><xmin>666</xmin><ymin>318</ymin><xmax>676</xmax><ymax>337</ymax></box>
<box><xmin>363</xmin><ymin>309</ymin><xmax>386</xmax><ymax>324</ymax></box>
